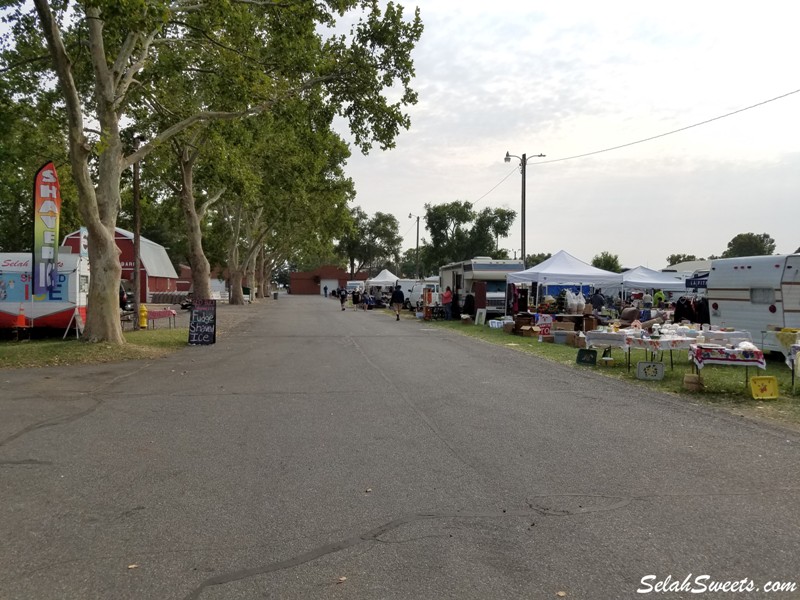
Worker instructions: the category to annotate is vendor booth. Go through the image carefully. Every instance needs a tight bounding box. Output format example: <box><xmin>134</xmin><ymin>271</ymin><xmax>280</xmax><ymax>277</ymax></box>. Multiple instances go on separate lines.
<box><xmin>621</xmin><ymin>266</ymin><xmax>685</xmax><ymax>295</ymax></box>
<box><xmin>365</xmin><ymin>268</ymin><xmax>399</xmax><ymax>289</ymax></box>
<box><xmin>507</xmin><ymin>250</ymin><xmax>622</xmax><ymax>310</ymax></box>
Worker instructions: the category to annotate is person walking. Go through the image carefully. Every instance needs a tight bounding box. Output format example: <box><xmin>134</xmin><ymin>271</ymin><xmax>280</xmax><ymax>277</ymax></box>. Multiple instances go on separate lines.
<box><xmin>323</xmin><ymin>285</ymin><xmax>328</xmax><ymax>298</ymax></box>
<box><xmin>339</xmin><ymin>287</ymin><xmax>347</xmax><ymax>311</ymax></box>
<box><xmin>390</xmin><ymin>284</ymin><xmax>404</xmax><ymax>321</ymax></box>
<box><xmin>442</xmin><ymin>286</ymin><xmax>453</xmax><ymax>320</ymax></box>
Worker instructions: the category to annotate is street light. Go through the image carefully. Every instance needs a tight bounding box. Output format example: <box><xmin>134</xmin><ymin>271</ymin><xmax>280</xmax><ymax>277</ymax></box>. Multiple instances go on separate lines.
<box><xmin>409</xmin><ymin>213</ymin><xmax>420</xmax><ymax>279</ymax></box>
<box><xmin>505</xmin><ymin>150</ymin><xmax>545</xmax><ymax>268</ymax></box>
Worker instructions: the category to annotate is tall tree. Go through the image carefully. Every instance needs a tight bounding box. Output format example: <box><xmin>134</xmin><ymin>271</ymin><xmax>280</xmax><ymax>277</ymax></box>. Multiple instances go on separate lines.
<box><xmin>720</xmin><ymin>233</ymin><xmax>776</xmax><ymax>258</ymax></box>
<box><xmin>337</xmin><ymin>209</ymin><xmax>401</xmax><ymax>278</ymax></box>
<box><xmin>424</xmin><ymin>201</ymin><xmax>516</xmax><ymax>267</ymax></box>
<box><xmin>592</xmin><ymin>251</ymin><xmax>622</xmax><ymax>273</ymax></box>
<box><xmin>2</xmin><ymin>0</ymin><xmax>422</xmax><ymax>342</ymax></box>
<box><xmin>525</xmin><ymin>252</ymin><xmax>552</xmax><ymax>267</ymax></box>
<box><xmin>665</xmin><ymin>253</ymin><xmax>704</xmax><ymax>267</ymax></box>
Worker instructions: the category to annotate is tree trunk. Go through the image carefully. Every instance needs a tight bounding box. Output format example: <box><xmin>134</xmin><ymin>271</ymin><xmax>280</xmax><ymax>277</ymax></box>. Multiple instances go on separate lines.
<box><xmin>34</xmin><ymin>0</ymin><xmax>124</xmax><ymax>343</ymax></box>
<box><xmin>229</xmin><ymin>270</ymin><xmax>245</xmax><ymax>305</ymax></box>
<box><xmin>255</xmin><ymin>248</ymin><xmax>266</xmax><ymax>299</ymax></box>
<box><xmin>179</xmin><ymin>154</ymin><xmax>213</xmax><ymax>300</ymax></box>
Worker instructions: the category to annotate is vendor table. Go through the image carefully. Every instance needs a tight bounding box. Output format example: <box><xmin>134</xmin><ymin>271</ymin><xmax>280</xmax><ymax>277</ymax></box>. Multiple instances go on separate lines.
<box><xmin>147</xmin><ymin>308</ymin><xmax>177</xmax><ymax>329</ymax></box>
<box><xmin>625</xmin><ymin>336</ymin><xmax>696</xmax><ymax>370</ymax></box>
<box><xmin>585</xmin><ymin>331</ymin><xmax>694</xmax><ymax>370</ymax></box>
<box><xmin>689</xmin><ymin>343</ymin><xmax>766</xmax><ymax>387</ymax></box>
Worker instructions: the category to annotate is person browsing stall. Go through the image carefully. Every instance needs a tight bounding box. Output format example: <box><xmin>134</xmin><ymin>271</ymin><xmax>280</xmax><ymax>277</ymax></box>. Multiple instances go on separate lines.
<box><xmin>442</xmin><ymin>286</ymin><xmax>453</xmax><ymax>320</ymax></box>
<box><xmin>590</xmin><ymin>288</ymin><xmax>605</xmax><ymax>311</ymax></box>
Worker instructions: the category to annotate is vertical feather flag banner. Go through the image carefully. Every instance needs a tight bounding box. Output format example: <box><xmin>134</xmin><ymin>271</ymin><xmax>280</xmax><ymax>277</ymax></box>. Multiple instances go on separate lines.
<box><xmin>32</xmin><ymin>162</ymin><xmax>62</xmax><ymax>297</ymax></box>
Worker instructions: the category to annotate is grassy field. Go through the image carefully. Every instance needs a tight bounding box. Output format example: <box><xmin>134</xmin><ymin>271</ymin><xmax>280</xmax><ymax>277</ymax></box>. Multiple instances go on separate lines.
<box><xmin>422</xmin><ymin>317</ymin><xmax>800</xmax><ymax>429</ymax></box>
<box><xmin>0</xmin><ymin>328</ymin><xmax>189</xmax><ymax>369</ymax></box>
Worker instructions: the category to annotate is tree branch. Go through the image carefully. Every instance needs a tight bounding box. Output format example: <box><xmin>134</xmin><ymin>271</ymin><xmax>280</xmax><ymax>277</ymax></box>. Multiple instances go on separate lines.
<box><xmin>199</xmin><ymin>187</ymin><xmax>225</xmax><ymax>220</ymax></box>
<box><xmin>111</xmin><ymin>32</ymin><xmax>140</xmax><ymax>90</ymax></box>
<box><xmin>115</xmin><ymin>30</ymin><xmax>158</xmax><ymax>111</ymax></box>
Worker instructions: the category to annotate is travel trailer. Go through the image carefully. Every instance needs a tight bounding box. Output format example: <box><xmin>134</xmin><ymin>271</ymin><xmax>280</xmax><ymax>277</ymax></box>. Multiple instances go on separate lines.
<box><xmin>707</xmin><ymin>254</ymin><xmax>800</xmax><ymax>353</ymax></box>
<box><xmin>439</xmin><ymin>257</ymin><xmax>524</xmax><ymax>315</ymax></box>
<box><xmin>0</xmin><ymin>249</ymin><xmax>90</xmax><ymax>329</ymax></box>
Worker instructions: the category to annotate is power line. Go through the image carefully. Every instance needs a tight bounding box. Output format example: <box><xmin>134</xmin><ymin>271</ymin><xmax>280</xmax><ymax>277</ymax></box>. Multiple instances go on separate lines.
<box><xmin>530</xmin><ymin>87</ymin><xmax>800</xmax><ymax>165</ymax></box>
<box><xmin>472</xmin><ymin>87</ymin><xmax>800</xmax><ymax>206</ymax></box>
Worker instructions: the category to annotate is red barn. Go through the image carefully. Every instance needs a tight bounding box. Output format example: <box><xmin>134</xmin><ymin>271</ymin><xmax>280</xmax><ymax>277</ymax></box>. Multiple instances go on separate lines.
<box><xmin>62</xmin><ymin>228</ymin><xmax>178</xmax><ymax>303</ymax></box>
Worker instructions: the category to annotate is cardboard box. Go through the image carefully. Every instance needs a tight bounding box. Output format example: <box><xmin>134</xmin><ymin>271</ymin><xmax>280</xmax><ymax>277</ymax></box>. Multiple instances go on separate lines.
<box><xmin>552</xmin><ymin>321</ymin><xmax>575</xmax><ymax>331</ymax></box>
<box><xmin>540</xmin><ymin>335</ymin><xmax>555</xmax><ymax>343</ymax></box>
<box><xmin>566</xmin><ymin>332</ymin><xmax>586</xmax><ymax>348</ymax></box>
<box><xmin>583</xmin><ymin>304</ymin><xmax>594</xmax><ymax>315</ymax></box>
<box><xmin>583</xmin><ymin>316</ymin><xmax>598</xmax><ymax>332</ymax></box>
<box><xmin>502</xmin><ymin>322</ymin><xmax>515</xmax><ymax>334</ymax></box>
<box><xmin>520</xmin><ymin>326</ymin><xmax>535</xmax><ymax>337</ymax></box>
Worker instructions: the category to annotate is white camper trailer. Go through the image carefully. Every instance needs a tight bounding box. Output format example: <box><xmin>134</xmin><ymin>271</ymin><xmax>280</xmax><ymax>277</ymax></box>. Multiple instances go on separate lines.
<box><xmin>0</xmin><ymin>250</ymin><xmax>90</xmax><ymax>329</ymax></box>
<box><xmin>439</xmin><ymin>257</ymin><xmax>524</xmax><ymax>315</ymax></box>
<box><xmin>707</xmin><ymin>254</ymin><xmax>800</xmax><ymax>353</ymax></box>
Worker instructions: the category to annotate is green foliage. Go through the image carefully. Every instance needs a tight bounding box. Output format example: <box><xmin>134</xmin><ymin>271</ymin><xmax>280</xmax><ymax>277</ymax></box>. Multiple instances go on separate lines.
<box><xmin>423</xmin><ymin>201</ymin><xmax>517</xmax><ymax>268</ymax></box>
<box><xmin>665</xmin><ymin>253</ymin><xmax>704</xmax><ymax>267</ymax></box>
<box><xmin>526</xmin><ymin>252</ymin><xmax>552</xmax><ymax>267</ymax></box>
<box><xmin>592</xmin><ymin>251</ymin><xmax>622</xmax><ymax>273</ymax></box>
<box><xmin>337</xmin><ymin>207</ymin><xmax>402</xmax><ymax>277</ymax></box>
<box><xmin>720</xmin><ymin>233</ymin><xmax>776</xmax><ymax>258</ymax></box>
<box><xmin>1</xmin><ymin>0</ymin><xmax>423</xmax><ymax>307</ymax></box>
<box><xmin>0</xmin><ymin>84</ymin><xmax>81</xmax><ymax>251</ymax></box>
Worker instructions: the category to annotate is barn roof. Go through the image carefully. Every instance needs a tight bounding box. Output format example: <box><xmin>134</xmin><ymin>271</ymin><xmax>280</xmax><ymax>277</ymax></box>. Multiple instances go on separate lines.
<box><xmin>62</xmin><ymin>228</ymin><xmax>178</xmax><ymax>279</ymax></box>
<box><xmin>114</xmin><ymin>228</ymin><xmax>178</xmax><ymax>279</ymax></box>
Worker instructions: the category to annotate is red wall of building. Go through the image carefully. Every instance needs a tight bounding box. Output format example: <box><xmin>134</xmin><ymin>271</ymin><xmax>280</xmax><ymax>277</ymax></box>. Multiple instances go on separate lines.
<box><xmin>62</xmin><ymin>232</ymin><xmax>177</xmax><ymax>302</ymax></box>
<box><xmin>289</xmin><ymin>266</ymin><xmax>367</xmax><ymax>295</ymax></box>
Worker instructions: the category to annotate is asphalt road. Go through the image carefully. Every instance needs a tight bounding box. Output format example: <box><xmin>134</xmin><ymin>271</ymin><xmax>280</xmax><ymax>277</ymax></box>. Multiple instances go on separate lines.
<box><xmin>1</xmin><ymin>294</ymin><xmax>799</xmax><ymax>600</ymax></box>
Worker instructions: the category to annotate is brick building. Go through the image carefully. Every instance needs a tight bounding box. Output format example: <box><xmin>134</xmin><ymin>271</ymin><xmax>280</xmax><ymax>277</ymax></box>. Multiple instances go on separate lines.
<box><xmin>289</xmin><ymin>265</ymin><xmax>367</xmax><ymax>295</ymax></box>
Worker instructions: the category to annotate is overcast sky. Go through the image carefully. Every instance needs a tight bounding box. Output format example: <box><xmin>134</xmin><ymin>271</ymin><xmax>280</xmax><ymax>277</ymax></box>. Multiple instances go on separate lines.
<box><xmin>334</xmin><ymin>1</ymin><xmax>800</xmax><ymax>270</ymax></box>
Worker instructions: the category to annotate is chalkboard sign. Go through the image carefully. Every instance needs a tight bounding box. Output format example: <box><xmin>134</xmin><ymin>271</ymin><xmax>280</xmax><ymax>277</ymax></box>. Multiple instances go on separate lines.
<box><xmin>188</xmin><ymin>299</ymin><xmax>216</xmax><ymax>345</ymax></box>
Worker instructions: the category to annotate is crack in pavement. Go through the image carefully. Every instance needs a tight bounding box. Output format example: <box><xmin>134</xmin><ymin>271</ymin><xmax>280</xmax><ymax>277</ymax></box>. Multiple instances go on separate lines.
<box><xmin>182</xmin><ymin>486</ymin><xmax>800</xmax><ymax>599</ymax></box>
<box><xmin>0</xmin><ymin>364</ymin><xmax>150</xmax><ymax>448</ymax></box>
<box><xmin>182</xmin><ymin>500</ymin><xmax>631</xmax><ymax>600</ymax></box>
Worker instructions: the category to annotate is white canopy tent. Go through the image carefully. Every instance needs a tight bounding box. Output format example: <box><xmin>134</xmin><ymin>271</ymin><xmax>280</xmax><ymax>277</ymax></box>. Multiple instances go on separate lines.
<box><xmin>507</xmin><ymin>250</ymin><xmax>622</xmax><ymax>308</ymax></box>
<box><xmin>507</xmin><ymin>250</ymin><xmax>622</xmax><ymax>286</ymax></box>
<box><xmin>365</xmin><ymin>269</ymin><xmax>399</xmax><ymax>288</ymax></box>
<box><xmin>621</xmin><ymin>266</ymin><xmax>686</xmax><ymax>293</ymax></box>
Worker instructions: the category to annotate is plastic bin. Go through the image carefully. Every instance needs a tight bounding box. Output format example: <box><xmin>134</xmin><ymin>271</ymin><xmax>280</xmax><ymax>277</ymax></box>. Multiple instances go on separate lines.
<box><xmin>553</xmin><ymin>330</ymin><xmax>568</xmax><ymax>344</ymax></box>
<box><xmin>272</xmin><ymin>291</ymin><xmax>278</xmax><ymax>300</ymax></box>
<box><xmin>749</xmin><ymin>376</ymin><xmax>778</xmax><ymax>400</ymax></box>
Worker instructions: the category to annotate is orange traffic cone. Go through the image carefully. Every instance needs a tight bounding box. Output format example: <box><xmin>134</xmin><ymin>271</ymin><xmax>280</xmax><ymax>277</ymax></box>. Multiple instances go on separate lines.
<box><xmin>16</xmin><ymin>305</ymin><xmax>27</xmax><ymax>328</ymax></box>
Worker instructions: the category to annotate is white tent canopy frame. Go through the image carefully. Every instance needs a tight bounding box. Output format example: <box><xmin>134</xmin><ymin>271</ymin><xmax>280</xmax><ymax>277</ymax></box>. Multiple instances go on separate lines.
<box><xmin>620</xmin><ymin>266</ymin><xmax>686</xmax><ymax>293</ymax></box>
<box><xmin>365</xmin><ymin>268</ymin><xmax>399</xmax><ymax>288</ymax></box>
<box><xmin>506</xmin><ymin>250</ymin><xmax>622</xmax><ymax>308</ymax></box>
